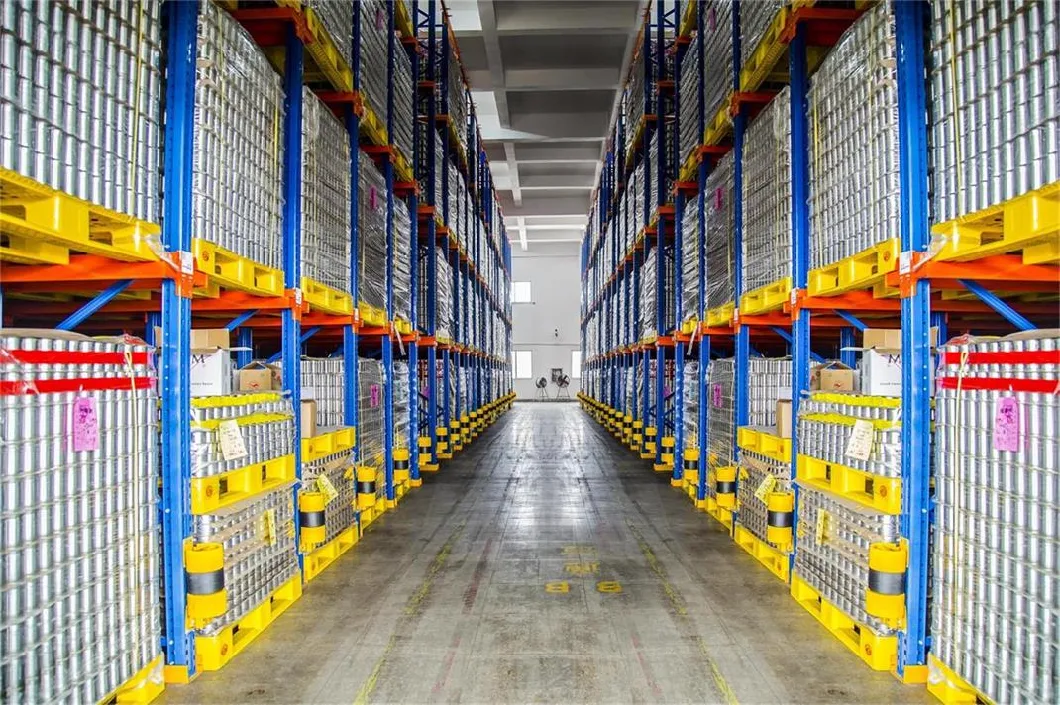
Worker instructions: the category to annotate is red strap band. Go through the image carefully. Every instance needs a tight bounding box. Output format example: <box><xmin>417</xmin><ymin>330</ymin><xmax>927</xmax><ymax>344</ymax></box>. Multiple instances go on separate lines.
<box><xmin>940</xmin><ymin>351</ymin><xmax>1060</xmax><ymax>366</ymax></box>
<box><xmin>0</xmin><ymin>377</ymin><xmax>155</xmax><ymax>395</ymax></box>
<box><xmin>937</xmin><ymin>377</ymin><xmax>1060</xmax><ymax>394</ymax></box>
<box><xmin>0</xmin><ymin>350</ymin><xmax>152</xmax><ymax>365</ymax></box>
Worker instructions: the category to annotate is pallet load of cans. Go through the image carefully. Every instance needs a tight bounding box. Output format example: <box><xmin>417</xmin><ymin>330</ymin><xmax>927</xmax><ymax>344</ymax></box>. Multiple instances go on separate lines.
<box><xmin>445</xmin><ymin>40</ymin><xmax>467</xmax><ymax>154</ymax></box>
<box><xmin>747</xmin><ymin>357</ymin><xmax>792</xmax><ymax>430</ymax></box>
<box><xmin>193</xmin><ymin>2</ymin><xmax>284</xmax><ymax>269</ymax></box>
<box><xmin>301</xmin><ymin>449</ymin><xmax>357</xmax><ymax>548</ymax></box>
<box><xmin>640</xmin><ymin>250</ymin><xmax>658</xmax><ymax>341</ymax></box>
<box><xmin>623</xmin><ymin>42</ymin><xmax>652</xmax><ymax>154</ymax></box>
<box><xmin>683</xmin><ymin>359</ymin><xmax>701</xmax><ymax>451</ymax></box>
<box><xmin>306</xmin><ymin>0</ymin><xmax>353</xmax><ymax>69</ymax></box>
<box><xmin>393</xmin><ymin>195</ymin><xmax>413</xmax><ymax>324</ymax></box>
<box><xmin>929</xmin><ymin>0</ymin><xmax>1058</xmax><ymax>225</ymax></box>
<box><xmin>356</xmin><ymin>358</ymin><xmax>385</xmax><ymax>518</ymax></box>
<box><xmin>0</xmin><ymin>1</ymin><xmax>162</xmax><ymax>222</ymax></box>
<box><xmin>358</xmin><ymin>151</ymin><xmax>388</xmax><ymax>316</ymax></box>
<box><xmin>705</xmin><ymin>152</ymin><xmax>735</xmax><ymax>314</ymax></box>
<box><xmin>706</xmin><ymin>358</ymin><xmax>736</xmax><ymax>477</ymax></box>
<box><xmin>0</xmin><ymin>332</ymin><xmax>162</xmax><ymax>704</ymax></box>
<box><xmin>648</xmin><ymin>130</ymin><xmax>662</xmax><ymax>212</ymax></box>
<box><xmin>740</xmin><ymin>0</ymin><xmax>782</xmax><ymax>70</ymax></box>
<box><xmin>702</xmin><ymin>0</ymin><xmax>733</xmax><ymax>124</ymax></box>
<box><xmin>681</xmin><ymin>191</ymin><xmax>700</xmax><ymax>326</ymax></box>
<box><xmin>358</xmin><ymin>0</ymin><xmax>389</xmax><ymax>121</ymax></box>
<box><xmin>302</xmin><ymin>89</ymin><xmax>352</xmax><ymax>294</ymax></box>
<box><xmin>301</xmin><ymin>357</ymin><xmax>345</xmax><ymax>429</ymax></box>
<box><xmin>742</xmin><ymin>87</ymin><xmax>791</xmax><ymax>295</ymax></box>
<box><xmin>393</xmin><ymin>361</ymin><xmax>410</xmax><ymax>449</ymax></box>
<box><xmin>678</xmin><ymin>26</ymin><xmax>701</xmax><ymax>164</ymax></box>
<box><xmin>392</xmin><ymin>23</ymin><xmax>415</xmax><ymax>165</ymax></box>
<box><xmin>418</xmin><ymin>246</ymin><xmax>453</xmax><ymax>340</ymax></box>
<box><xmin>809</xmin><ymin>2</ymin><xmax>899</xmax><ymax>270</ymax></box>
<box><xmin>189</xmin><ymin>486</ymin><xmax>300</xmax><ymax>641</ymax></box>
<box><xmin>735</xmin><ymin>449</ymin><xmax>792</xmax><ymax>550</ymax></box>
<box><xmin>930</xmin><ymin>331</ymin><xmax>1058</xmax><ymax>704</ymax></box>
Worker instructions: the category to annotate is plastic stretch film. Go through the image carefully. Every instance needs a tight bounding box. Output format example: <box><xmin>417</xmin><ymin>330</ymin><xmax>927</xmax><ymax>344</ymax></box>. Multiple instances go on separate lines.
<box><xmin>301</xmin><ymin>449</ymin><xmax>357</xmax><ymax>545</ymax></box>
<box><xmin>358</xmin><ymin>0</ymin><xmax>389</xmax><ymax>120</ymax></box>
<box><xmin>702</xmin><ymin>0</ymin><xmax>734</xmax><ymax>128</ymax></box>
<box><xmin>681</xmin><ymin>188</ymin><xmax>700</xmax><ymax>323</ymax></box>
<box><xmin>301</xmin><ymin>357</ymin><xmax>345</xmax><ymax>429</ymax></box>
<box><xmin>190</xmin><ymin>393</ymin><xmax>294</xmax><ymax>481</ymax></box>
<box><xmin>679</xmin><ymin>34</ymin><xmax>702</xmax><ymax>165</ymax></box>
<box><xmin>683</xmin><ymin>360</ymin><xmax>700</xmax><ymax>448</ymax></box>
<box><xmin>302</xmin><ymin>89</ymin><xmax>352</xmax><ymax>294</ymax></box>
<box><xmin>736</xmin><ymin>450</ymin><xmax>791</xmax><ymax>545</ymax></box>
<box><xmin>358</xmin><ymin>151</ymin><xmax>388</xmax><ymax>314</ymax></box>
<box><xmin>357</xmin><ymin>359</ymin><xmax>385</xmax><ymax>494</ymax></box>
<box><xmin>742</xmin><ymin>86</ymin><xmax>791</xmax><ymax>294</ymax></box>
<box><xmin>393</xmin><ymin>195</ymin><xmax>412</xmax><ymax>323</ymax></box>
<box><xmin>392</xmin><ymin>360</ymin><xmax>410</xmax><ymax>449</ymax></box>
<box><xmin>306</xmin><ymin>0</ymin><xmax>353</xmax><ymax>70</ymax></box>
<box><xmin>704</xmin><ymin>151</ymin><xmax>735</xmax><ymax>312</ymax></box>
<box><xmin>740</xmin><ymin>0</ymin><xmax>783</xmax><ymax>74</ymax></box>
<box><xmin>706</xmin><ymin>357</ymin><xmax>735</xmax><ymax>470</ymax></box>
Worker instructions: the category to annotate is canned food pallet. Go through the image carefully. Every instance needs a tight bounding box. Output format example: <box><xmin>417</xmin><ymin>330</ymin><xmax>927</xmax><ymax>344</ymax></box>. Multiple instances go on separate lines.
<box><xmin>679</xmin><ymin>317</ymin><xmax>698</xmax><ymax>335</ymax></box>
<box><xmin>926</xmin><ymin>655</ymin><xmax>995</xmax><ymax>705</ymax></box>
<box><xmin>705</xmin><ymin>302</ymin><xmax>734</xmax><ymax>328</ymax></box>
<box><xmin>733</xmin><ymin>525</ymin><xmax>790</xmax><ymax>582</ymax></box>
<box><xmin>393</xmin><ymin>147</ymin><xmax>415</xmax><ymax>183</ymax></box>
<box><xmin>739</xmin><ymin>276</ymin><xmax>792</xmax><ymax>315</ymax></box>
<box><xmin>739</xmin><ymin>2</ymin><xmax>806</xmax><ymax>92</ymax></box>
<box><xmin>394</xmin><ymin>0</ymin><xmax>414</xmax><ymax>38</ymax></box>
<box><xmin>931</xmin><ymin>180</ymin><xmax>1060</xmax><ymax>265</ymax></box>
<box><xmin>394</xmin><ymin>318</ymin><xmax>414</xmax><ymax>335</ymax></box>
<box><xmin>625</xmin><ymin>114</ymin><xmax>649</xmax><ymax>166</ymax></box>
<box><xmin>97</xmin><ymin>655</ymin><xmax>165</xmax><ymax>705</ymax></box>
<box><xmin>195</xmin><ymin>574</ymin><xmax>303</xmax><ymax>673</ymax></box>
<box><xmin>0</xmin><ymin>169</ymin><xmax>160</xmax><ymax>265</ymax></box>
<box><xmin>358</xmin><ymin>302</ymin><xmax>388</xmax><ymax>328</ymax></box>
<box><xmin>275</xmin><ymin>0</ymin><xmax>353</xmax><ymax>91</ymax></box>
<box><xmin>790</xmin><ymin>573</ymin><xmax>898</xmax><ymax>672</ymax></box>
<box><xmin>703</xmin><ymin>95</ymin><xmax>733</xmax><ymax>146</ymax></box>
<box><xmin>303</xmin><ymin>524</ymin><xmax>360</xmax><ymax>583</ymax></box>
<box><xmin>796</xmin><ymin>454</ymin><xmax>901</xmax><ymax>515</ymax></box>
<box><xmin>737</xmin><ymin>426</ymin><xmax>792</xmax><ymax>463</ymax></box>
<box><xmin>679</xmin><ymin>149</ymin><xmax>699</xmax><ymax>183</ymax></box>
<box><xmin>190</xmin><ymin>454</ymin><xmax>297</xmax><ymax>515</ymax></box>
<box><xmin>807</xmin><ymin>238</ymin><xmax>899</xmax><ymax>297</ymax></box>
<box><xmin>358</xmin><ymin>100</ymin><xmax>390</xmax><ymax>148</ymax></box>
<box><xmin>193</xmin><ymin>239</ymin><xmax>285</xmax><ymax>297</ymax></box>
<box><xmin>302</xmin><ymin>427</ymin><xmax>357</xmax><ymax>463</ymax></box>
<box><xmin>301</xmin><ymin>277</ymin><xmax>354</xmax><ymax>315</ymax></box>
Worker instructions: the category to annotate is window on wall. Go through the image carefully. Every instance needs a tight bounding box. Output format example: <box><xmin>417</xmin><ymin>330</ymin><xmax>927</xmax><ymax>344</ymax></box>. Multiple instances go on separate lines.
<box><xmin>571</xmin><ymin>351</ymin><xmax>582</xmax><ymax>378</ymax></box>
<box><xmin>513</xmin><ymin>350</ymin><xmax>533</xmax><ymax>379</ymax></box>
<box><xmin>511</xmin><ymin>281</ymin><xmax>532</xmax><ymax>303</ymax></box>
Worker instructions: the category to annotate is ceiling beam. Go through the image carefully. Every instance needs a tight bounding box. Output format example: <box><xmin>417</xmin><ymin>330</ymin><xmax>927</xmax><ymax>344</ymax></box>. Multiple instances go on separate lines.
<box><xmin>504</xmin><ymin>142</ymin><xmax>522</xmax><ymax>206</ymax></box>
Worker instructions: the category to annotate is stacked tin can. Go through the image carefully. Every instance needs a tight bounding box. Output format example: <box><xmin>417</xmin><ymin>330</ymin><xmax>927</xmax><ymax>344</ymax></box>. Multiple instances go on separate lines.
<box><xmin>302</xmin><ymin>89</ymin><xmax>351</xmax><ymax>294</ymax></box>
<box><xmin>190</xmin><ymin>486</ymin><xmax>299</xmax><ymax>637</ymax></box>
<box><xmin>736</xmin><ymin>450</ymin><xmax>791</xmax><ymax>544</ymax></box>
<box><xmin>679</xmin><ymin>30</ymin><xmax>701</xmax><ymax>164</ymax></box>
<box><xmin>929</xmin><ymin>0</ymin><xmax>1059</xmax><ymax>224</ymax></box>
<box><xmin>301</xmin><ymin>449</ymin><xmax>357</xmax><ymax>545</ymax></box>
<box><xmin>392</xmin><ymin>23</ymin><xmax>415</xmax><ymax>164</ymax></box>
<box><xmin>418</xmin><ymin>245</ymin><xmax>453</xmax><ymax>340</ymax></box>
<box><xmin>301</xmin><ymin>357</ymin><xmax>345</xmax><ymax>429</ymax></box>
<box><xmin>797</xmin><ymin>393</ymin><xmax>902</xmax><ymax>480</ymax></box>
<box><xmin>358</xmin><ymin>0</ymin><xmax>389</xmax><ymax>119</ymax></box>
<box><xmin>702</xmin><ymin>0</ymin><xmax>733</xmax><ymax>125</ymax></box>
<box><xmin>707</xmin><ymin>357</ymin><xmax>735</xmax><ymax>468</ymax></box>
<box><xmin>683</xmin><ymin>360</ymin><xmax>701</xmax><ymax>449</ymax></box>
<box><xmin>809</xmin><ymin>2</ymin><xmax>900</xmax><ymax>270</ymax></box>
<box><xmin>748</xmin><ymin>357</ymin><xmax>792</xmax><ymax>428</ymax></box>
<box><xmin>740</xmin><ymin>0</ymin><xmax>782</xmax><ymax>71</ymax></box>
<box><xmin>393</xmin><ymin>195</ymin><xmax>412</xmax><ymax>323</ymax></box>
<box><xmin>393</xmin><ymin>361</ymin><xmax>410</xmax><ymax>450</ymax></box>
<box><xmin>192</xmin><ymin>2</ymin><xmax>284</xmax><ymax>269</ymax></box>
<box><xmin>640</xmin><ymin>249</ymin><xmax>658</xmax><ymax>340</ymax></box>
<box><xmin>306</xmin><ymin>1</ymin><xmax>352</xmax><ymax>69</ymax></box>
<box><xmin>190</xmin><ymin>393</ymin><xmax>295</xmax><ymax>481</ymax></box>
<box><xmin>705</xmin><ymin>151</ymin><xmax>735</xmax><ymax>312</ymax></box>
<box><xmin>0</xmin><ymin>0</ymin><xmax>162</xmax><ymax>222</ymax></box>
<box><xmin>358</xmin><ymin>151</ymin><xmax>388</xmax><ymax>312</ymax></box>
<box><xmin>681</xmin><ymin>193</ymin><xmax>700</xmax><ymax>324</ymax></box>
<box><xmin>624</xmin><ymin>44</ymin><xmax>651</xmax><ymax>146</ymax></box>
<box><xmin>930</xmin><ymin>332</ymin><xmax>1058</xmax><ymax>704</ymax></box>
<box><xmin>742</xmin><ymin>87</ymin><xmax>791</xmax><ymax>293</ymax></box>
<box><xmin>358</xmin><ymin>359</ymin><xmax>385</xmax><ymax>497</ymax></box>
<box><xmin>648</xmin><ymin>129</ymin><xmax>661</xmax><ymax>211</ymax></box>
<box><xmin>0</xmin><ymin>332</ymin><xmax>161</xmax><ymax>703</ymax></box>
<box><xmin>446</xmin><ymin>41</ymin><xmax>466</xmax><ymax>153</ymax></box>
<box><xmin>794</xmin><ymin>486</ymin><xmax>901</xmax><ymax>636</ymax></box>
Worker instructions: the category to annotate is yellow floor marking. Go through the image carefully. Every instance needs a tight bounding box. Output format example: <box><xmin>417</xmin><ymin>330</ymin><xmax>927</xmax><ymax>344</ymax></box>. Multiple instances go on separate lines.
<box><xmin>545</xmin><ymin>581</ymin><xmax>571</xmax><ymax>593</ymax></box>
<box><xmin>564</xmin><ymin>561</ymin><xmax>600</xmax><ymax>576</ymax></box>
<box><xmin>596</xmin><ymin>581</ymin><xmax>623</xmax><ymax>593</ymax></box>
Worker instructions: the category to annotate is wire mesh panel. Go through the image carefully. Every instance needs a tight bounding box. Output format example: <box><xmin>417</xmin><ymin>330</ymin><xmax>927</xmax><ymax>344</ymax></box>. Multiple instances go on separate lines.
<box><xmin>393</xmin><ymin>196</ymin><xmax>412</xmax><ymax>322</ymax></box>
<box><xmin>0</xmin><ymin>1</ymin><xmax>163</xmax><ymax>222</ymax></box>
<box><xmin>704</xmin><ymin>151</ymin><xmax>735</xmax><ymax>311</ymax></box>
<box><xmin>681</xmin><ymin>193</ymin><xmax>700</xmax><ymax>322</ymax></box>
<box><xmin>302</xmin><ymin>89</ymin><xmax>351</xmax><ymax>293</ymax></box>
<box><xmin>931</xmin><ymin>332</ymin><xmax>1059</xmax><ymax>704</ymax></box>
<box><xmin>679</xmin><ymin>35</ymin><xmax>701</xmax><ymax>163</ymax></box>
<box><xmin>191</xmin><ymin>2</ymin><xmax>284</xmax><ymax>268</ymax></box>
<box><xmin>683</xmin><ymin>360</ymin><xmax>700</xmax><ymax>448</ymax></box>
<box><xmin>929</xmin><ymin>0</ymin><xmax>1059</xmax><ymax>222</ymax></box>
<box><xmin>809</xmin><ymin>3</ymin><xmax>900</xmax><ymax>269</ymax></box>
<box><xmin>358</xmin><ymin>358</ymin><xmax>385</xmax><ymax>500</ymax></box>
<box><xmin>742</xmin><ymin>87</ymin><xmax>791</xmax><ymax>293</ymax></box>
<box><xmin>393</xmin><ymin>27</ymin><xmax>415</xmax><ymax>162</ymax></box>
<box><xmin>301</xmin><ymin>357</ymin><xmax>345</xmax><ymax>429</ymax></box>
<box><xmin>358</xmin><ymin>0</ymin><xmax>388</xmax><ymax>118</ymax></box>
<box><xmin>306</xmin><ymin>0</ymin><xmax>353</xmax><ymax>69</ymax></box>
<box><xmin>736</xmin><ymin>450</ymin><xmax>791</xmax><ymax>544</ymax></box>
<box><xmin>418</xmin><ymin>246</ymin><xmax>453</xmax><ymax>340</ymax></box>
<box><xmin>0</xmin><ymin>332</ymin><xmax>162</xmax><ymax>703</ymax></box>
<box><xmin>301</xmin><ymin>450</ymin><xmax>357</xmax><ymax>544</ymax></box>
<box><xmin>393</xmin><ymin>360</ymin><xmax>410</xmax><ymax>448</ymax></box>
<box><xmin>358</xmin><ymin>151</ymin><xmax>387</xmax><ymax>312</ymax></box>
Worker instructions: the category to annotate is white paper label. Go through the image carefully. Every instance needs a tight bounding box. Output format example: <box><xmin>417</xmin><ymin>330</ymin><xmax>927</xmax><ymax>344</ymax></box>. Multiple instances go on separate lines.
<box><xmin>845</xmin><ymin>419</ymin><xmax>875</xmax><ymax>461</ymax></box>
<box><xmin>790</xmin><ymin>288</ymin><xmax>798</xmax><ymax>307</ymax></box>
<box><xmin>899</xmin><ymin>251</ymin><xmax>913</xmax><ymax>275</ymax></box>
<box><xmin>180</xmin><ymin>250</ymin><xmax>194</xmax><ymax>275</ymax></box>
<box><xmin>293</xmin><ymin>288</ymin><xmax>303</xmax><ymax>306</ymax></box>
<box><xmin>218</xmin><ymin>419</ymin><xmax>248</xmax><ymax>462</ymax></box>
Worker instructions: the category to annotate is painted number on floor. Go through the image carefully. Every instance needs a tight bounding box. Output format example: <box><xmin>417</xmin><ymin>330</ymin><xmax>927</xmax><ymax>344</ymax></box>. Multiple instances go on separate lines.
<box><xmin>565</xmin><ymin>562</ymin><xmax>600</xmax><ymax>576</ymax></box>
<box><xmin>545</xmin><ymin>581</ymin><xmax>570</xmax><ymax>594</ymax></box>
<box><xmin>596</xmin><ymin>581</ymin><xmax>622</xmax><ymax>593</ymax></box>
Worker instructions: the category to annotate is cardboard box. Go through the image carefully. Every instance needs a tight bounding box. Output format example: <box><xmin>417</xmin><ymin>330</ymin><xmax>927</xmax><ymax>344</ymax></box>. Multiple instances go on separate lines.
<box><xmin>238</xmin><ymin>362</ymin><xmax>281</xmax><ymax>392</ymax></box>
<box><xmin>301</xmin><ymin>400</ymin><xmax>317</xmax><ymax>439</ymax></box>
<box><xmin>191</xmin><ymin>350</ymin><xmax>232</xmax><ymax>396</ymax></box>
<box><xmin>811</xmin><ymin>361</ymin><xmax>856</xmax><ymax>392</ymax></box>
<box><xmin>862</xmin><ymin>328</ymin><xmax>901</xmax><ymax>350</ymax></box>
<box><xmin>775</xmin><ymin>400</ymin><xmax>793</xmax><ymax>439</ymax></box>
<box><xmin>859</xmin><ymin>349</ymin><xmax>904</xmax><ymax>397</ymax></box>
<box><xmin>192</xmin><ymin>328</ymin><xmax>230</xmax><ymax>350</ymax></box>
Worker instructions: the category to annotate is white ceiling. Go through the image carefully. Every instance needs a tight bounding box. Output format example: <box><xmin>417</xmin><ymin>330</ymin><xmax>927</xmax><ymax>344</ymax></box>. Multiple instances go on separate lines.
<box><xmin>451</xmin><ymin>0</ymin><xmax>644</xmax><ymax>250</ymax></box>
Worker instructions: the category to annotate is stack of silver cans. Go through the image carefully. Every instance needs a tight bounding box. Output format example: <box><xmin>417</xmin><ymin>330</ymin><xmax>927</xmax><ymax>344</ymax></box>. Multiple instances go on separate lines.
<box><xmin>702</xmin><ymin>0</ymin><xmax>733</xmax><ymax>124</ymax></box>
<box><xmin>740</xmin><ymin>0</ymin><xmax>782</xmax><ymax>71</ymax></box>
<box><xmin>705</xmin><ymin>152</ymin><xmax>735</xmax><ymax>311</ymax></box>
<box><xmin>191</xmin><ymin>486</ymin><xmax>299</xmax><ymax>636</ymax></box>
<box><xmin>393</xmin><ymin>195</ymin><xmax>412</xmax><ymax>323</ymax></box>
<box><xmin>393</xmin><ymin>360</ymin><xmax>410</xmax><ymax>448</ymax></box>
<box><xmin>190</xmin><ymin>393</ymin><xmax>295</xmax><ymax>481</ymax></box>
<box><xmin>445</xmin><ymin>39</ymin><xmax>466</xmax><ymax>153</ymax></box>
<box><xmin>358</xmin><ymin>0</ymin><xmax>389</xmax><ymax>119</ymax></box>
<box><xmin>192</xmin><ymin>2</ymin><xmax>284</xmax><ymax>269</ymax></box>
<box><xmin>794</xmin><ymin>485</ymin><xmax>901</xmax><ymax>636</ymax></box>
<box><xmin>300</xmin><ymin>357</ymin><xmax>345</xmax><ymax>429</ymax></box>
<box><xmin>748</xmin><ymin>357</ymin><xmax>791</xmax><ymax>428</ymax></box>
<box><xmin>418</xmin><ymin>245</ymin><xmax>453</xmax><ymax>340</ymax></box>
<box><xmin>624</xmin><ymin>40</ymin><xmax>654</xmax><ymax>145</ymax></box>
<box><xmin>681</xmin><ymin>194</ymin><xmax>700</xmax><ymax>322</ymax></box>
<box><xmin>736</xmin><ymin>450</ymin><xmax>791</xmax><ymax>544</ymax></box>
<box><xmin>393</xmin><ymin>24</ymin><xmax>415</xmax><ymax>163</ymax></box>
<box><xmin>929</xmin><ymin>0</ymin><xmax>1059</xmax><ymax>224</ymax></box>
<box><xmin>679</xmin><ymin>30</ymin><xmax>701</xmax><ymax>163</ymax></box>
<box><xmin>358</xmin><ymin>151</ymin><xmax>388</xmax><ymax>312</ymax></box>
<box><xmin>301</xmin><ymin>450</ymin><xmax>357</xmax><ymax>544</ymax></box>
<box><xmin>742</xmin><ymin>87</ymin><xmax>791</xmax><ymax>293</ymax></box>
<box><xmin>0</xmin><ymin>0</ymin><xmax>162</xmax><ymax>223</ymax></box>
<box><xmin>306</xmin><ymin>0</ymin><xmax>352</xmax><ymax>70</ymax></box>
<box><xmin>809</xmin><ymin>3</ymin><xmax>900</xmax><ymax>270</ymax></box>
<box><xmin>931</xmin><ymin>331</ymin><xmax>1058</xmax><ymax>704</ymax></box>
<box><xmin>707</xmin><ymin>357</ymin><xmax>735</xmax><ymax>466</ymax></box>
<box><xmin>648</xmin><ymin>129</ymin><xmax>661</xmax><ymax>210</ymax></box>
<box><xmin>0</xmin><ymin>331</ymin><xmax>161</xmax><ymax>703</ymax></box>
<box><xmin>358</xmin><ymin>358</ymin><xmax>385</xmax><ymax>485</ymax></box>
<box><xmin>683</xmin><ymin>360</ymin><xmax>701</xmax><ymax>448</ymax></box>
<box><xmin>302</xmin><ymin>89</ymin><xmax>351</xmax><ymax>294</ymax></box>
<box><xmin>797</xmin><ymin>393</ymin><xmax>902</xmax><ymax>479</ymax></box>
<box><xmin>640</xmin><ymin>249</ymin><xmax>658</xmax><ymax>340</ymax></box>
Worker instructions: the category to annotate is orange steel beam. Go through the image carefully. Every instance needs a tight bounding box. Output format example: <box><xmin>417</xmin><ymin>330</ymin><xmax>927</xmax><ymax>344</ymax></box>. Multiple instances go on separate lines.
<box><xmin>0</xmin><ymin>254</ymin><xmax>201</xmax><ymax>286</ymax></box>
<box><xmin>887</xmin><ymin>254</ymin><xmax>1060</xmax><ymax>288</ymax></box>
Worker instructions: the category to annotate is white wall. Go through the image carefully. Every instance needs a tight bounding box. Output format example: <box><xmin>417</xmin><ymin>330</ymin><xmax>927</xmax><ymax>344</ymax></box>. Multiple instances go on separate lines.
<box><xmin>511</xmin><ymin>243</ymin><xmax>583</xmax><ymax>399</ymax></box>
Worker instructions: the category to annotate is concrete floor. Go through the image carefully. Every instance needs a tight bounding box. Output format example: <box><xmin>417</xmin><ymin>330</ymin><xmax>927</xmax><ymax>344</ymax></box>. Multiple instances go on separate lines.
<box><xmin>163</xmin><ymin>403</ymin><xmax>929</xmax><ymax>704</ymax></box>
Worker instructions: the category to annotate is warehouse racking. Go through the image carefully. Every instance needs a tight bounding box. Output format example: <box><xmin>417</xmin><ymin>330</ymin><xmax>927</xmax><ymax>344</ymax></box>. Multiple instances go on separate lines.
<box><xmin>580</xmin><ymin>0</ymin><xmax>1058</xmax><ymax>699</ymax></box>
<box><xmin>0</xmin><ymin>0</ymin><xmax>512</xmax><ymax>696</ymax></box>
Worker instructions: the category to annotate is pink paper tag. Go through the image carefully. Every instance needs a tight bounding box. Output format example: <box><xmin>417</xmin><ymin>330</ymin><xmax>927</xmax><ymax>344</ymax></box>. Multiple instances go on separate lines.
<box><xmin>376</xmin><ymin>8</ymin><xmax>385</xmax><ymax>29</ymax></box>
<box><xmin>708</xmin><ymin>7</ymin><xmax>716</xmax><ymax>30</ymax></box>
<box><xmin>71</xmin><ymin>397</ymin><xmax>100</xmax><ymax>452</ymax></box>
<box><xmin>714</xmin><ymin>187</ymin><xmax>723</xmax><ymax>211</ymax></box>
<box><xmin>369</xmin><ymin>186</ymin><xmax>378</xmax><ymax>211</ymax></box>
<box><xmin>994</xmin><ymin>396</ymin><xmax>1021</xmax><ymax>452</ymax></box>
<box><xmin>370</xmin><ymin>383</ymin><xmax>381</xmax><ymax>407</ymax></box>
<box><xmin>711</xmin><ymin>383</ymin><xmax>723</xmax><ymax>408</ymax></box>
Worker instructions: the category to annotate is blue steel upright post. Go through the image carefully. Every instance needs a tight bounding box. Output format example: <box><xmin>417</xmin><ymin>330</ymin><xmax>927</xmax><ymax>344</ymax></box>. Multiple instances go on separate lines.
<box><xmin>345</xmin><ymin>2</ymin><xmax>361</xmax><ymax>453</ymax></box>
<box><xmin>382</xmin><ymin>0</ymin><xmax>397</xmax><ymax>503</ymax></box>
<box><xmin>731</xmin><ymin>0</ymin><xmax>748</xmax><ymax>472</ymax></box>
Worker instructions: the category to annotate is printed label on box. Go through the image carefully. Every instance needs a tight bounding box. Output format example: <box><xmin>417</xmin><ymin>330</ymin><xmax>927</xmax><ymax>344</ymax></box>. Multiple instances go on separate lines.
<box><xmin>71</xmin><ymin>397</ymin><xmax>100</xmax><ymax>452</ymax></box>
